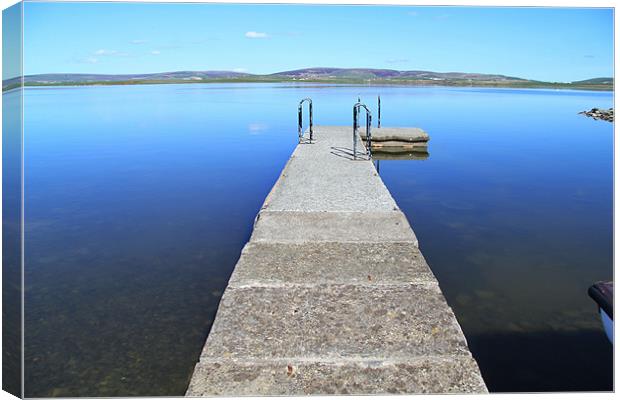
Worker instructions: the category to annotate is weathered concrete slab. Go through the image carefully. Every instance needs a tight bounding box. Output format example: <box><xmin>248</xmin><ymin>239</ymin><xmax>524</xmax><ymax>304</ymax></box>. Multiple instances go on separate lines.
<box><xmin>200</xmin><ymin>284</ymin><xmax>471</xmax><ymax>360</ymax></box>
<box><xmin>264</xmin><ymin>126</ymin><xmax>396</xmax><ymax>212</ymax></box>
<box><xmin>372</xmin><ymin>140</ymin><xmax>429</xmax><ymax>148</ymax></box>
<box><xmin>374</xmin><ymin>151</ymin><xmax>429</xmax><ymax>161</ymax></box>
<box><xmin>187</xmin><ymin>357</ymin><xmax>487</xmax><ymax>396</ymax></box>
<box><xmin>187</xmin><ymin>124</ymin><xmax>486</xmax><ymax>396</ymax></box>
<box><xmin>358</xmin><ymin>127</ymin><xmax>430</xmax><ymax>143</ymax></box>
<box><xmin>229</xmin><ymin>242</ymin><xmax>436</xmax><ymax>287</ymax></box>
<box><xmin>251</xmin><ymin>211</ymin><xmax>418</xmax><ymax>245</ymax></box>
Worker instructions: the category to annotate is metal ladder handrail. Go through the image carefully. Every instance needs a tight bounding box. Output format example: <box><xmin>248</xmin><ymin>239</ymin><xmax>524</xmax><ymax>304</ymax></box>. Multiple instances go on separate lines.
<box><xmin>356</xmin><ymin>95</ymin><xmax>381</xmax><ymax>128</ymax></box>
<box><xmin>353</xmin><ymin>102</ymin><xmax>372</xmax><ymax>160</ymax></box>
<box><xmin>298</xmin><ymin>98</ymin><xmax>313</xmax><ymax>143</ymax></box>
<box><xmin>378</xmin><ymin>95</ymin><xmax>381</xmax><ymax>128</ymax></box>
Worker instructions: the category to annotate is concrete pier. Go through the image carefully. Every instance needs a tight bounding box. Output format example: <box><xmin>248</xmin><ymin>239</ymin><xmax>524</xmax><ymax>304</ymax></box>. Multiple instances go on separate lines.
<box><xmin>186</xmin><ymin>126</ymin><xmax>487</xmax><ymax>395</ymax></box>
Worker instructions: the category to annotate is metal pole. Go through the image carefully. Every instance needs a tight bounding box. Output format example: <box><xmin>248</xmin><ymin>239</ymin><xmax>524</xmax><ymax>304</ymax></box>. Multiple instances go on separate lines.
<box><xmin>378</xmin><ymin>95</ymin><xmax>381</xmax><ymax>128</ymax></box>
<box><xmin>298</xmin><ymin>98</ymin><xmax>313</xmax><ymax>143</ymax></box>
<box><xmin>309</xmin><ymin>102</ymin><xmax>313</xmax><ymax>141</ymax></box>
<box><xmin>298</xmin><ymin>104</ymin><xmax>302</xmax><ymax>143</ymax></box>
<box><xmin>367</xmin><ymin>113</ymin><xmax>372</xmax><ymax>159</ymax></box>
<box><xmin>353</xmin><ymin>105</ymin><xmax>358</xmax><ymax>160</ymax></box>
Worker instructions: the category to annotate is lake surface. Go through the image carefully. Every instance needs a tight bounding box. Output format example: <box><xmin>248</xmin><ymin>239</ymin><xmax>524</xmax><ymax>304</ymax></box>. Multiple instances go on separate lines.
<box><xmin>14</xmin><ymin>83</ymin><xmax>612</xmax><ymax>396</ymax></box>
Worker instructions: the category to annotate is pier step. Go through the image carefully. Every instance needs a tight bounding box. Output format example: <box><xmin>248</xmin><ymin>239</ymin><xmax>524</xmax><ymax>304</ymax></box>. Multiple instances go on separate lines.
<box><xmin>228</xmin><ymin>242</ymin><xmax>435</xmax><ymax>286</ymax></box>
<box><xmin>251</xmin><ymin>211</ymin><xmax>418</xmax><ymax>245</ymax></box>
<box><xmin>187</xmin><ymin>283</ymin><xmax>486</xmax><ymax>395</ymax></box>
<box><xmin>358</xmin><ymin>127</ymin><xmax>430</xmax><ymax>143</ymax></box>
<box><xmin>187</xmin><ymin>357</ymin><xmax>486</xmax><ymax>395</ymax></box>
<box><xmin>199</xmin><ymin>284</ymin><xmax>471</xmax><ymax>360</ymax></box>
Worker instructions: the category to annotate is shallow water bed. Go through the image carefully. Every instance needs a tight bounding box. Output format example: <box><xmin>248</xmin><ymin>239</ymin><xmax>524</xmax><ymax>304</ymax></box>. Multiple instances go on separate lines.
<box><xmin>16</xmin><ymin>83</ymin><xmax>612</xmax><ymax>395</ymax></box>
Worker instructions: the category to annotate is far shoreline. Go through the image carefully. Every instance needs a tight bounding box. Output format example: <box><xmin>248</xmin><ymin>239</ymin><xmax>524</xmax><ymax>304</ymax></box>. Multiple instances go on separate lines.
<box><xmin>2</xmin><ymin>79</ymin><xmax>614</xmax><ymax>93</ymax></box>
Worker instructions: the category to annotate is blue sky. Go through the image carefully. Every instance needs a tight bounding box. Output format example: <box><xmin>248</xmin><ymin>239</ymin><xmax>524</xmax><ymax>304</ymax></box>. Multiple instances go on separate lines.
<box><xmin>22</xmin><ymin>3</ymin><xmax>613</xmax><ymax>82</ymax></box>
<box><xmin>2</xmin><ymin>2</ymin><xmax>21</xmax><ymax>80</ymax></box>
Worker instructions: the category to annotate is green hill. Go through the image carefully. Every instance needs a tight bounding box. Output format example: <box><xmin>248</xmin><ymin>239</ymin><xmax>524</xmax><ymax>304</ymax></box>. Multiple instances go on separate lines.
<box><xmin>2</xmin><ymin>69</ymin><xmax>613</xmax><ymax>91</ymax></box>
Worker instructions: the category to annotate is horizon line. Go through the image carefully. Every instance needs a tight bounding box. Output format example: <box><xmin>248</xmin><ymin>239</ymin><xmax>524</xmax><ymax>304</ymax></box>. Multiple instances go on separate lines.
<box><xmin>7</xmin><ymin>67</ymin><xmax>615</xmax><ymax>84</ymax></box>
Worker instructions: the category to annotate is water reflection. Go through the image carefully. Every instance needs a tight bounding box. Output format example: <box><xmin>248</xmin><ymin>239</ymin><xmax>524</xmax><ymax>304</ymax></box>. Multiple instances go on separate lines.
<box><xmin>3</xmin><ymin>88</ymin><xmax>23</xmax><ymax>398</ymax></box>
<box><xmin>374</xmin><ymin>150</ymin><xmax>429</xmax><ymax>173</ymax></box>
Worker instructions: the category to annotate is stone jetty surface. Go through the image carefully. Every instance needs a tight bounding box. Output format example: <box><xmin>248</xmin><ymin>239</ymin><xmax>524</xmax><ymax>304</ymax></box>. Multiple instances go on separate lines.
<box><xmin>359</xmin><ymin>127</ymin><xmax>430</xmax><ymax>150</ymax></box>
<box><xmin>186</xmin><ymin>126</ymin><xmax>487</xmax><ymax>395</ymax></box>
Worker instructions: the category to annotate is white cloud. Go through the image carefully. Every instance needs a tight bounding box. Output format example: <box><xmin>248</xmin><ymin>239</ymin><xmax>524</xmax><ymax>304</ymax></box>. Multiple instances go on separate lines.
<box><xmin>407</xmin><ymin>11</ymin><xmax>418</xmax><ymax>16</ymax></box>
<box><xmin>82</xmin><ymin>57</ymin><xmax>98</xmax><ymax>64</ymax></box>
<box><xmin>233</xmin><ymin>68</ymin><xmax>247</xmax><ymax>73</ymax></box>
<box><xmin>150</xmin><ymin>50</ymin><xmax>161</xmax><ymax>55</ymax></box>
<box><xmin>94</xmin><ymin>49</ymin><xmax>128</xmax><ymax>57</ymax></box>
<box><xmin>245</xmin><ymin>31</ymin><xmax>269</xmax><ymax>39</ymax></box>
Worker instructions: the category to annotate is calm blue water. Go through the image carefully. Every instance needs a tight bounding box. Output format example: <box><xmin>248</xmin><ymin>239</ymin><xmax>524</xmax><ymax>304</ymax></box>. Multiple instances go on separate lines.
<box><xmin>16</xmin><ymin>83</ymin><xmax>612</xmax><ymax>396</ymax></box>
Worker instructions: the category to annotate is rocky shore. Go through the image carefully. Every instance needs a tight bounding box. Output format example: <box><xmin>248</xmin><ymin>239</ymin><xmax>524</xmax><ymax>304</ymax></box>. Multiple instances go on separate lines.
<box><xmin>579</xmin><ymin>108</ymin><xmax>614</xmax><ymax>122</ymax></box>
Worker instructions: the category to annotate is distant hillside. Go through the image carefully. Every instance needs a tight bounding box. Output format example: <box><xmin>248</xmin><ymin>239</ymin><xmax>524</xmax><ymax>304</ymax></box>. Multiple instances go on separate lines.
<box><xmin>23</xmin><ymin>71</ymin><xmax>250</xmax><ymax>83</ymax></box>
<box><xmin>2</xmin><ymin>71</ymin><xmax>252</xmax><ymax>91</ymax></box>
<box><xmin>2</xmin><ymin>68</ymin><xmax>613</xmax><ymax>91</ymax></box>
<box><xmin>271</xmin><ymin>68</ymin><xmax>526</xmax><ymax>82</ymax></box>
<box><xmin>571</xmin><ymin>77</ymin><xmax>613</xmax><ymax>85</ymax></box>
